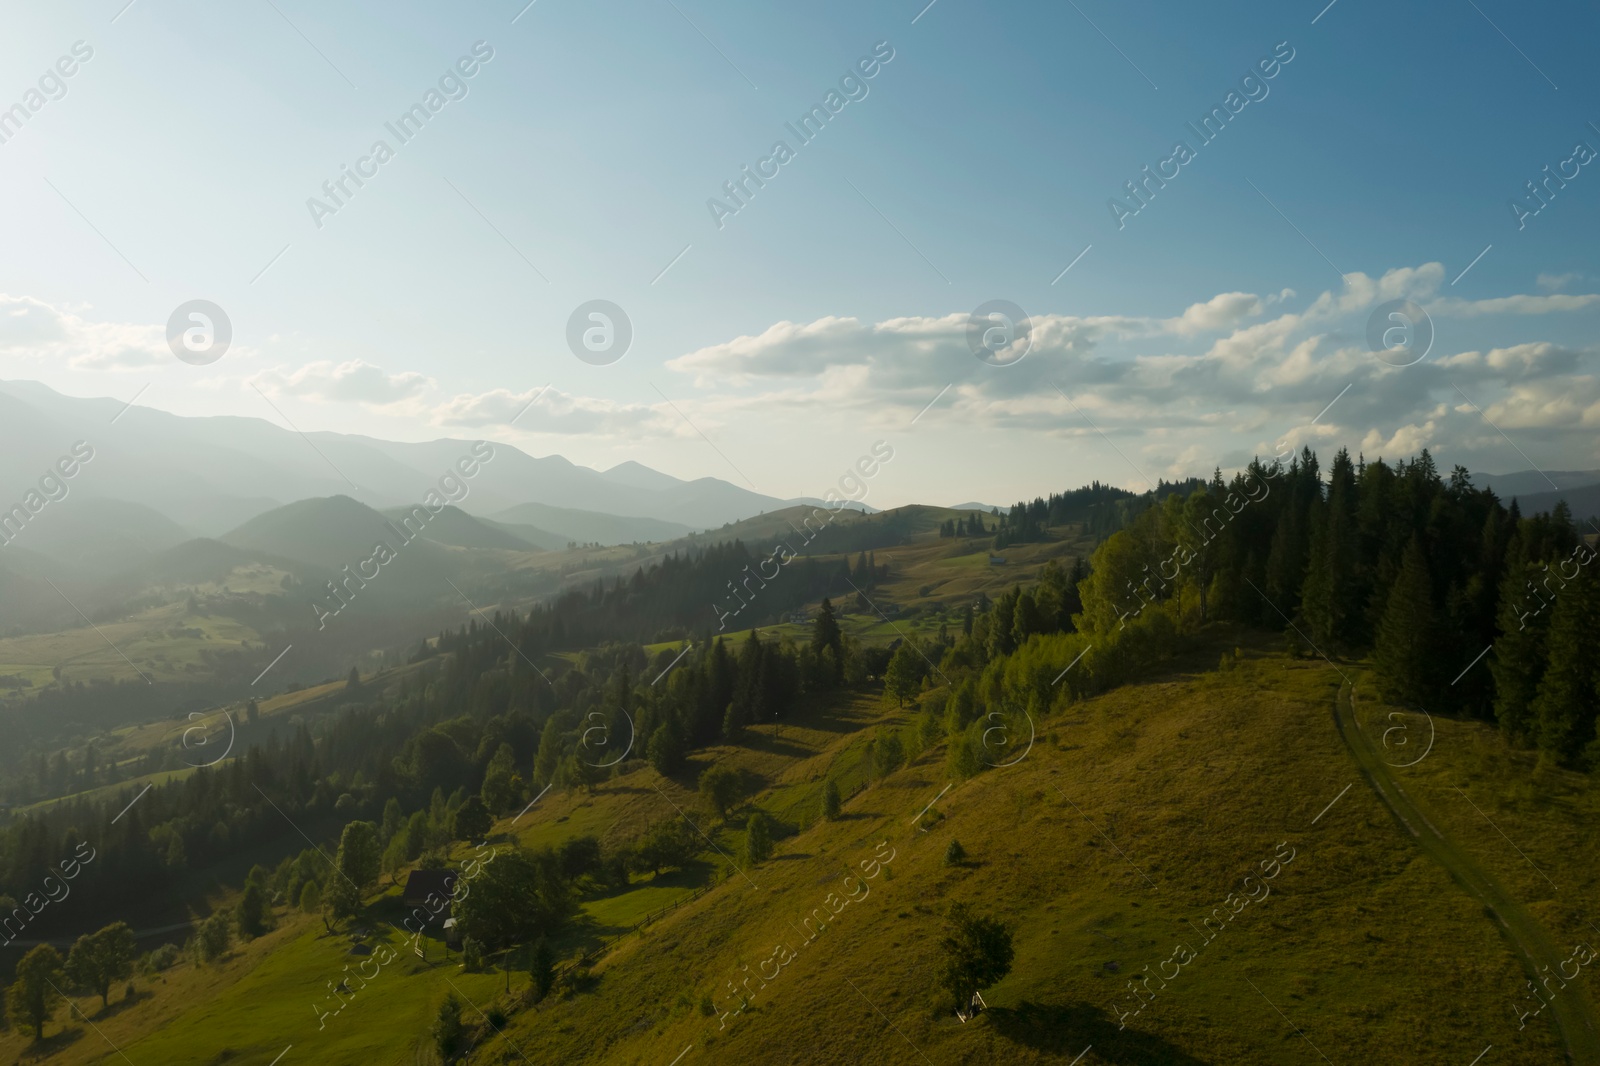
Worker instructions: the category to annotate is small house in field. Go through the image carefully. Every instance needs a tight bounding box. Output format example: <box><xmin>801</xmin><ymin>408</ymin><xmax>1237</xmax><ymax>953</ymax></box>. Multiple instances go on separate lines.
<box><xmin>401</xmin><ymin>869</ymin><xmax>458</xmax><ymax>909</ymax></box>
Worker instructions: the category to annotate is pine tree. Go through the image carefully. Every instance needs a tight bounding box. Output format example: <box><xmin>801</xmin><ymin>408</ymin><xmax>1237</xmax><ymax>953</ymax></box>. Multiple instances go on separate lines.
<box><xmin>1300</xmin><ymin>449</ymin><xmax>1361</xmax><ymax>651</ymax></box>
<box><xmin>1011</xmin><ymin>590</ymin><xmax>1044</xmax><ymax>646</ymax></box>
<box><xmin>532</xmin><ymin>716</ymin><xmax>563</xmax><ymax>786</ymax></box>
<box><xmin>1531</xmin><ymin>564</ymin><xmax>1600</xmax><ymax>761</ymax></box>
<box><xmin>988</xmin><ymin>590</ymin><xmax>1018</xmax><ymax>657</ymax></box>
<box><xmin>811</xmin><ymin>598</ymin><xmax>844</xmax><ymax>683</ymax></box>
<box><xmin>1373</xmin><ymin>537</ymin><xmax>1441</xmax><ymax>707</ymax></box>
<box><xmin>1489</xmin><ymin>532</ymin><xmax>1548</xmax><ymax>742</ymax></box>
<box><xmin>531</xmin><ymin>936</ymin><xmax>556</xmax><ymax>1000</ymax></box>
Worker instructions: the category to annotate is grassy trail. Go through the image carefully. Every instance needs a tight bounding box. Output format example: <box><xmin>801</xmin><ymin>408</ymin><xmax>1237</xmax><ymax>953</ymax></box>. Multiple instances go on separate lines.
<box><xmin>1334</xmin><ymin>679</ymin><xmax>1600</xmax><ymax>1065</ymax></box>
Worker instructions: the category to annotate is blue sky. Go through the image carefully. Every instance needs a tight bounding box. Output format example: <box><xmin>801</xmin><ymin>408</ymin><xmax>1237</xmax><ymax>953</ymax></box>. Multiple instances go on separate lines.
<box><xmin>2</xmin><ymin>0</ymin><xmax>1598</xmax><ymax>508</ymax></box>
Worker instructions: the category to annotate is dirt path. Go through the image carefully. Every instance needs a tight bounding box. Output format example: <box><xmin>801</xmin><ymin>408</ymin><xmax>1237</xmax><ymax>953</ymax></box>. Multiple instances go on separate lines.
<box><xmin>1332</xmin><ymin>679</ymin><xmax>1600</xmax><ymax>1064</ymax></box>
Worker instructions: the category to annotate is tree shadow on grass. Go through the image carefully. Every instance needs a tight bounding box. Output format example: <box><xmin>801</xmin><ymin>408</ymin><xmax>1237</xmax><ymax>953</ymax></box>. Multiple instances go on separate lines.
<box><xmin>737</xmin><ymin>731</ymin><xmax>815</xmax><ymax>759</ymax></box>
<box><xmin>586</xmin><ymin>861</ymin><xmax>711</xmax><ymax>905</ymax></box>
<box><xmin>987</xmin><ymin>1000</ymin><xmax>1214</xmax><ymax>1065</ymax></box>
<box><xmin>19</xmin><ymin>1023</ymin><xmax>86</xmax><ymax>1060</ymax></box>
<box><xmin>96</xmin><ymin>987</ymin><xmax>150</xmax><ymax>1020</ymax></box>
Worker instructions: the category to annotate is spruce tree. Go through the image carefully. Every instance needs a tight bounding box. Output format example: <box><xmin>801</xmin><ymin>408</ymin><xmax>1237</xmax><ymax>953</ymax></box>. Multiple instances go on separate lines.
<box><xmin>1489</xmin><ymin>532</ymin><xmax>1548</xmax><ymax>742</ymax></box>
<box><xmin>1373</xmin><ymin>536</ymin><xmax>1441</xmax><ymax>707</ymax></box>
<box><xmin>1303</xmin><ymin>449</ymin><xmax>1362</xmax><ymax>650</ymax></box>
<box><xmin>1531</xmin><ymin>564</ymin><xmax>1600</xmax><ymax>761</ymax></box>
<box><xmin>810</xmin><ymin>598</ymin><xmax>844</xmax><ymax>683</ymax></box>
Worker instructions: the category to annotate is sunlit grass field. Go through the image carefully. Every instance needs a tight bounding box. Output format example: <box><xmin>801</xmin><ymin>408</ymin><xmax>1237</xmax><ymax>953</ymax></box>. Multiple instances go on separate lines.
<box><xmin>13</xmin><ymin>637</ymin><xmax>1591</xmax><ymax>1064</ymax></box>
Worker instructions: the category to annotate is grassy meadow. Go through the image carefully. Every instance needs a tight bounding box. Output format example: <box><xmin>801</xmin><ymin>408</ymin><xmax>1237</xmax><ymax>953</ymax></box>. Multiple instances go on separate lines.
<box><xmin>7</xmin><ymin>634</ymin><xmax>1594</xmax><ymax>1064</ymax></box>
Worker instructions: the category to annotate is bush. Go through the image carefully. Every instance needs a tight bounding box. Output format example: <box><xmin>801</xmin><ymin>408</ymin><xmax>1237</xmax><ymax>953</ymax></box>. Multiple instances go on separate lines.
<box><xmin>944</xmin><ymin>839</ymin><xmax>967</xmax><ymax>866</ymax></box>
<box><xmin>485</xmin><ymin>1005</ymin><xmax>507</xmax><ymax>1029</ymax></box>
<box><xmin>140</xmin><ymin>944</ymin><xmax>181</xmax><ymax>974</ymax></box>
<box><xmin>462</xmin><ymin>937</ymin><xmax>484</xmax><ymax>972</ymax></box>
<box><xmin>195</xmin><ymin>912</ymin><xmax>231</xmax><ymax>964</ymax></box>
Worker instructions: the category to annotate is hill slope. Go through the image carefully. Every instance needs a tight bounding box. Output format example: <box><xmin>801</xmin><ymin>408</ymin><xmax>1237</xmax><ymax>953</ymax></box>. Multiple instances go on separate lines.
<box><xmin>35</xmin><ymin>644</ymin><xmax>1597</xmax><ymax>1065</ymax></box>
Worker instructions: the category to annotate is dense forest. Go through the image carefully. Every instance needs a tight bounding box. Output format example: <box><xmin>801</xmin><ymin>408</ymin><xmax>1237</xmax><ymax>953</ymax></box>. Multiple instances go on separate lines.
<box><xmin>966</xmin><ymin>447</ymin><xmax>1599</xmax><ymax>766</ymax></box>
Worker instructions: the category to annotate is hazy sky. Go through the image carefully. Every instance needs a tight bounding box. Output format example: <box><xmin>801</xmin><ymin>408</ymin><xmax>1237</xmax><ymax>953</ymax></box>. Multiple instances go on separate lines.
<box><xmin>2</xmin><ymin>0</ymin><xmax>1598</xmax><ymax>508</ymax></box>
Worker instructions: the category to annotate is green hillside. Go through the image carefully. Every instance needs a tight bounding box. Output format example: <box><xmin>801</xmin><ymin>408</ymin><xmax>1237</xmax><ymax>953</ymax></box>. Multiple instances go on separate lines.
<box><xmin>9</xmin><ymin>641</ymin><xmax>1592</xmax><ymax>1065</ymax></box>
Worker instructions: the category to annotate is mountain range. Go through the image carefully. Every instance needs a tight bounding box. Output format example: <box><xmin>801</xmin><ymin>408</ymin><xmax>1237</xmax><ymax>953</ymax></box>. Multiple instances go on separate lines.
<box><xmin>0</xmin><ymin>380</ymin><xmax>832</xmax><ymax>542</ymax></box>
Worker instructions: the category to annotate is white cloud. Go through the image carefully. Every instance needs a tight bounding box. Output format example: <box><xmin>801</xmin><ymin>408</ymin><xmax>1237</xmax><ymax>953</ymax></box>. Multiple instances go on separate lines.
<box><xmin>247</xmin><ymin>359</ymin><xmax>433</xmax><ymax>407</ymax></box>
<box><xmin>431</xmin><ymin>385</ymin><xmax>675</xmax><ymax>437</ymax></box>
<box><xmin>1163</xmin><ymin>292</ymin><xmax>1265</xmax><ymax>336</ymax></box>
<box><xmin>0</xmin><ymin>293</ymin><xmax>168</xmax><ymax>369</ymax></box>
<box><xmin>659</xmin><ymin>263</ymin><xmax>1600</xmax><ymax>478</ymax></box>
<box><xmin>1428</xmin><ymin>293</ymin><xmax>1600</xmax><ymax>316</ymax></box>
<box><xmin>1538</xmin><ymin>272</ymin><xmax>1580</xmax><ymax>292</ymax></box>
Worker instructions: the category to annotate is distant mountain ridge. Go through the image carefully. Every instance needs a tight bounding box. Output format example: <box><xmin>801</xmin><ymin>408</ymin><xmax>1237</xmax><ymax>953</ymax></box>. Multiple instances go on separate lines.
<box><xmin>1503</xmin><ymin>483</ymin><xmax>1600</xmax><ymax>524</ymax></box>
<box><xmin>1471</xmin><ymin>469</ymin><xmax>1600</xmax><ymax>522</ymax></box>
<box><xmin>1470</xmin><ymin>469</ymin><xmax>1600</xmax><ymax>499</ymax></box>
<box><xmin>0</xmin><ymin>380</ymin><xmax>821</xmax><ymax>537</ymax></box>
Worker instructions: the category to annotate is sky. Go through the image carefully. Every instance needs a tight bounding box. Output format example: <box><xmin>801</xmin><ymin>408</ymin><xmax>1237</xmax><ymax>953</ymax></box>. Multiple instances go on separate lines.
<box><xmin>1</xmin><ymin>0</ymin><xmax>1598</xmax><ymax>509</ymax></box>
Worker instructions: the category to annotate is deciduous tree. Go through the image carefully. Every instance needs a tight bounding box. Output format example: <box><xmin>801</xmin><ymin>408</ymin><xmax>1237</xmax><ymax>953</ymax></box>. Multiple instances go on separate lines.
<box><xmin>66</xmin><ymin>922</ymin><xmax>136</xmax><ymax>1008</ymax></box>
<box><xmin>6</xmin><ymin>944</ymin><xmax>65</xmax><ymax>1041</ymax></box>
<box><xmin>937</xmin><ymin>903</ymin><xmax>1014</xmax><ymax>1010</ymax></box>
<box><xmin>699</xmin><ymin>763</ymin><xmax>744</xmax><ymax>820</ymax></box>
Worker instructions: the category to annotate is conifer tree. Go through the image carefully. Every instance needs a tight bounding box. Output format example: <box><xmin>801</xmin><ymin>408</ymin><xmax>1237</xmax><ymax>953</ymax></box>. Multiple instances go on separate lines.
<box><xmin>1531</xmin><ymin>564</ymin><xmax>1600</xmax><ymax>761</ymax></box>
<box><xmin>1373</xmin><ymin>537</ymin><xmax>1441</xmax><ymax>707</ymax></box>
<box><xmin>1301</xmin><ymin>449</ymin><xmax>1361</xmax><ymax>651</ymax></box>
<box><xmin>1489</xmin><ymin>532</ymin><xmax>1548</xmax><ymax>742</ymax></box>
<box><xmin>811</xmin><ymin>598</ymin><xmax>844</xmax><ymax>682</ymax></box>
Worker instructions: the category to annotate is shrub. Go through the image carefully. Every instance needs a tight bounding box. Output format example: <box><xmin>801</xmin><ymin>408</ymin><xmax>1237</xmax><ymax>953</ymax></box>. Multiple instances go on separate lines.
<box><xmin>195</xmin><ymin>912</ymin><xmax>231</xmax><ymax>964</ymax></box>
<box><xmin>944</xmin><ymin>839</ymin><xmax>967</xmax><ymax>866</ymax></box>
<box><xmin>140</xmin><ymin>943</ymin><xmax>181</xmax><ymax>974</ymax></box>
